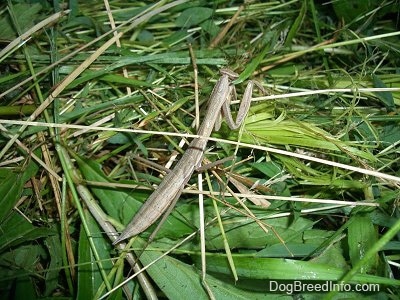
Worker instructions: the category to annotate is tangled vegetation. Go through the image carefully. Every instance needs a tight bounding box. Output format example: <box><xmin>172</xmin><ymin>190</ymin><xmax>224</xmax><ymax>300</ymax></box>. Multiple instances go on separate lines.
<box><xmin>0</xmin><ymin>0</ymin><xmax>399</xmax><ymax>299</ymax></box>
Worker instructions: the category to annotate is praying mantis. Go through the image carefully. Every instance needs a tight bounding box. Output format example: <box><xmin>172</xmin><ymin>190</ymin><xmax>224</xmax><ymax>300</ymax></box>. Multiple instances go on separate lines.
<box><xmin>113</xmin><ymin>68</ymin><xmax>264</xmax><ymax>245</ymax></box>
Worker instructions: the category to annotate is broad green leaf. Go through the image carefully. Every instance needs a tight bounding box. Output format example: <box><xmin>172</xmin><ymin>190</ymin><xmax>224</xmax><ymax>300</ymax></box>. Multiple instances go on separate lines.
<box><xmin>0</xmin><ymin>171</ymin><xmax>24</xmax><ymax>222</ymax></box>
<box><xmin>75</xmin><ymin>155</ymin><xmax>192</xmax><ymax>238</ymax></box>
<box><xmin>0</xmin><ymin>155</ymin><xmax>38</xmax><ymax>221</ymax></box>
<box><xmin>256</xmin><ymin>243</ymin><xmax>320</xmax><ymax>258</ymax></box>
<box><xmin>201</xmin><ymin>19</ymin><xmax>220</xmax><ymax>37</ymax></box>
<box><xmin>77</xmin><ymin>211</ymin><xmax>122</xmax><ymax>299</ymax></box>
<box><xmin>0</xmin><ymin>244</ymin><xmax>44</xmax><ymax>299</ymax></box>
<box><xmin>303</xmin><ymin>229</ymin><xmax>337</xmax><ymax>243</ymax></box>
<box><xmin>250</xmin><ymin>161</ymin><xmax>283</xmax><ymax>179</ymax></box>
<box><xmin>0</xmin><ymin>212</ymin><xmax>55</xmax><ymax>252</ymax></box>
<box><xmin>14</xmin><ymin>277</ymin><xmax>37</xmax><ymax>300</ymax></box>
<box><xmin>372</xmin><ymin>74</ymin><xmax>395</xmax><ymax>111</ymax></box>
<box><xmin>74</xmin><ymin>155</ymin><xmax>142</xmax><ymax>221</ymax></box>
<box><xmin>86</xmin><ymin>211</ymin><xmax>125</xmax><ymax>296</ymax></box>
<box><xmin>347</xmin><ymin>214</ymin><xmax>379</xmax><ymax>274</ymax></box>
<box><xmin>43</xmin><ymin>233</ymin><xmax>63</xmax><ymax>296</ymax></box>
<box><xmin>139</xmin><ymin>246</ymin><xmax>289</xmax><ymax>299</ymax></box>
<box><xmin>77</xmin><ymin>222</ymin><xmax>95</xmax><ymax>300</ymax></box>
<box><xmin>371</xmin><ymin>208</ymin><xmax>399</xmax><ymax>228</ymax></box>
<box><xmin>137</xmin><ymin>29</ymin><xmax>155</xmax><ymax>43</ymax></box>
<box><xmin>379</xmin><ymin>124</ymin><xmax>400</xmax><ymax>145</ymax></box>
<box><xmin>382</xmin><ymin>241</ymin><xmax>400</xmax><ymax>251</ymax></box>
<box><xmin>106</xmin><ymin>132</ymin><xmax>131</xmax><ymax>144</ymax></box>
<box><xmin>175</xmin><ymin>7</ymin><xmax>214</xmax><ymax>27</ymax></box>
<box><xmin>284</xmin><ymin>0</ymin><xmax>307</xmax><ymax>47</ymax></box>
<box><xmin>311</xmin><ymin>243</ymin><xmax>348</xmax><ymax>270</ymax></box>
<box><xmin>203</xmin><ymin>212</ymin><xmax>317</xmax><ymax>251</ymax></box>
<box><xmin>203</xmin><ymin>256</ymin><xmax>400</xmax><ymax>286</ymax></box>
<box><xmin>0</xmin><ymin>3</ymin><xmax>43</xmax><ymax>39</ymax></box>
<box><xmin>113</xmin><ymin>111</ymin><xmax>148</xmax><ymax>157</ymax></box>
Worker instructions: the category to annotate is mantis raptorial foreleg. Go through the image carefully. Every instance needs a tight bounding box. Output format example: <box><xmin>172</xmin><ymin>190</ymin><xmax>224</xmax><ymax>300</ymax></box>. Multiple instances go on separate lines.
<box><xmin>221</xmin><ymin>80</ymin><xmax>266</xmax><ymax>130</ymax></box>
<box><xmin>113</xmin><ymin>69</ymin><xmax>262</xmax><ymax>245</ymax></box>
